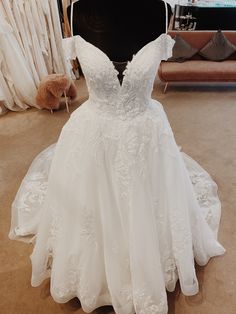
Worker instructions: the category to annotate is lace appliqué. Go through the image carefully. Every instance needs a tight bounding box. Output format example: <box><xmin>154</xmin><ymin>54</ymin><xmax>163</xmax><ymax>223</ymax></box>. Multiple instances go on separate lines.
<box><xmin>189</xmin><ymin>169</ymin><xmax>220</xmax><ymax>230</ymax></box>
<box><xmin>52</xmin><ymin>255</ymin><xmax>98</xmax><ymax>311</ymax></box>
<box><xmin>46</xmin><ymin>205</ymin><xmax>63</xmax><ymax>260</ymax></box>
<box><xmin>17</xmin><ymin>172</ymin><xmax>48</xmax><ymax>213</ymax></box>
<box><xmin>11</xmin><ymin>145</ymin><xmax>55</xmax><ymax>238</ymax></box>
<box><xmin>114</xmin><ymin>119</ymin><xmax>153</xmax><ymax>201</ymax></box>
<box><xmin>134</xmin><ymin>290</ymin><xmax>167</xmax><ymax>314</ymax></box>
<box><xmin>15</xmin><ymin>147</ymin><xmax>54</xmax><ymax>214</ymax></box>
<box><xmin>80</xmin><ymin>208</ymin><xmax>98</xmax><ymax>250</ymax></box>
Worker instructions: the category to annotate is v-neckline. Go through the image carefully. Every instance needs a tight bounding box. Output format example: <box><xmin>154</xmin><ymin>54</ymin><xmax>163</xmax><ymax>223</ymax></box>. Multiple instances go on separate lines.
<box><xmin>76</xmin><ymin>33</ymin><xmax>166</xmax><ymax>88</ymax></box>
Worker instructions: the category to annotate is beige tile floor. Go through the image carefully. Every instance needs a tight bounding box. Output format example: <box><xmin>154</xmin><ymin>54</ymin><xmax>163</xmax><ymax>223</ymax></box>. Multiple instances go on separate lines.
<box><xmin>1</xmin><ymin>78</ymin><xmax>236</xmax><ymax>314</ymax></box>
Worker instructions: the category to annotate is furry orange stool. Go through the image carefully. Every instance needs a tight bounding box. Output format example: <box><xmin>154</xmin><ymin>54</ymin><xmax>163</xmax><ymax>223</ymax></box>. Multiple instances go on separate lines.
<box><xmin>36</xmin><ymin>74</ymin><xmax>77</xmax><ymax>113</ymax></box>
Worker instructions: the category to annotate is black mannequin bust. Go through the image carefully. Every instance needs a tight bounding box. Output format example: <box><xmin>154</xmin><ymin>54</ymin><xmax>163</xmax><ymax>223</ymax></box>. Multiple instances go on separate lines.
<box><xmin>67</xmin><ymin>0</ymin><xmax>172</xmax><ymax>81</ymax></box>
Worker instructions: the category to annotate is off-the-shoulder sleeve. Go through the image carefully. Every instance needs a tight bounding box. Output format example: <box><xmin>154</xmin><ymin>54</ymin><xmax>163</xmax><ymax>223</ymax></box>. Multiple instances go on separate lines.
<box><xmin>161</xmin><ymin>34</ymin><xmax>175</xmax><ymax>61</ymax></box>
<box><xmin>62</xmin><ymin>37</ymin><xmax>77</xmax><ymax>60</ymax></box>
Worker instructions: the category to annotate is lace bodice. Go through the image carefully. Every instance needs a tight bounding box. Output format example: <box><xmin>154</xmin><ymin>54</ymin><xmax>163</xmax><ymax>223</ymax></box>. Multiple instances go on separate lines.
<box><xmin>63</xmin><ymin>34</ymin><xmax>174</xmax><ymax>119</ymax></box>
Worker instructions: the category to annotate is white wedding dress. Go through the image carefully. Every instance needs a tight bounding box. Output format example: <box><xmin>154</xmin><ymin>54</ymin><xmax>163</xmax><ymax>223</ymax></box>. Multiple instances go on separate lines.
<box><xmin>9</xmin><ymin>8</ymin><xmax>225</xmax><ymax>314</ymax></box>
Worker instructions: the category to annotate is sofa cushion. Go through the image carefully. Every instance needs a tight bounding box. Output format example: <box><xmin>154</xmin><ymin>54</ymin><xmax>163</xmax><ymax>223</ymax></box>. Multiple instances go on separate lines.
<box><xmin>168</xmin><ymin>34</ymin><xmax>198</xmax><ymax>62</ymax></box>
<box><xmin>168</xmin><ymin>31</ymin><xmax>236</xmax><ymax>52</ymax></box>
<box><xmin>159</xmin><ymin>60</ymin><xmax>236</xmax><ymax>82</ymax></box>
<box><xmin>199</xmin><ymin>30</ymin><xmax>236</xmax><ymax>61</ymax></box>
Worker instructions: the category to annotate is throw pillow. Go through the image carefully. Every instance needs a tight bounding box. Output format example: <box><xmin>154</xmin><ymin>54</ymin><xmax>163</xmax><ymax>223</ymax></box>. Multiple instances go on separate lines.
<box><xmin>168</xmin><ymin>34</ymin><xmax>198</xmax><ymax>63</ymax></box>
<box><xmin>199</xmin><ymin>30</ymin><xmax>236</xmax><ymax>61</ymax></box>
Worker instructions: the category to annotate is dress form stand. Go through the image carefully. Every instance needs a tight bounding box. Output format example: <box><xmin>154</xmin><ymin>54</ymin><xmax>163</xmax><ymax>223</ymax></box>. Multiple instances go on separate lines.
<box><xmin>67</xmin><ymin>0</ymin><xmax>172</xmax><ymax>83</ymax></box>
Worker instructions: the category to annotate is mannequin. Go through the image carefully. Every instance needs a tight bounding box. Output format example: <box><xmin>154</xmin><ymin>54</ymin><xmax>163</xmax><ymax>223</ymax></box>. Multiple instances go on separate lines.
<box><xmin>67</xmin><ymin>0</ymin><xmax>172</xmax><ymax>81</ymax></box>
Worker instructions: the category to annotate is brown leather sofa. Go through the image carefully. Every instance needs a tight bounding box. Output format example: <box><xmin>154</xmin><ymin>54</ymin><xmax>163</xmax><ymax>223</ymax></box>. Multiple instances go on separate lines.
<box><xmin>158</xmin><ymin>31</ymin><xmax>236</xmax><ymax>92</ymax></box>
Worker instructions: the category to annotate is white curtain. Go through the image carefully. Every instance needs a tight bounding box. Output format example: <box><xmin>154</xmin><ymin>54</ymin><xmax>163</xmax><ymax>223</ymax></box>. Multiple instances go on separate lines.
<box><xmin>0</xmin><ymin>0</ymin><xmax>70</xmax><ymax>115</ymax></box>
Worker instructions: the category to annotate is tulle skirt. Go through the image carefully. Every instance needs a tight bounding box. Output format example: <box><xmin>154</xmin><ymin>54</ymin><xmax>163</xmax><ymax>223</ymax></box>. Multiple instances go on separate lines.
<box><xmin>9</xmin><ymin>99</ymin><xmax>225</xmax><ymax>314</ymax></box>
